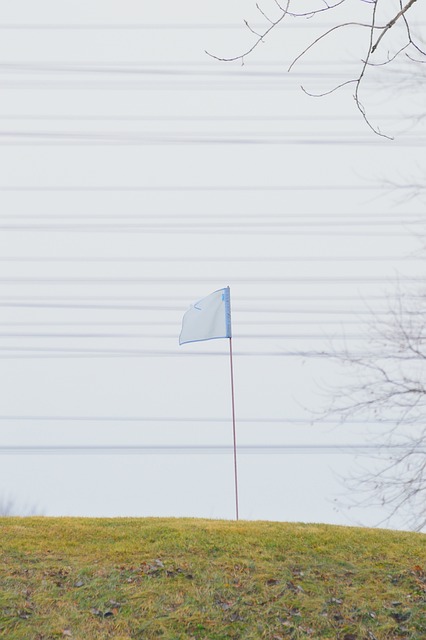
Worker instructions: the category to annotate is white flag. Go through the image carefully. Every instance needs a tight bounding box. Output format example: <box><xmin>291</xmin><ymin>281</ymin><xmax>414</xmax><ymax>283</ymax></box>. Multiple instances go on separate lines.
<box><xmin>179</xmin><ymin>287</ymin><xmax>232</xmax><ymax>345</ymax></box>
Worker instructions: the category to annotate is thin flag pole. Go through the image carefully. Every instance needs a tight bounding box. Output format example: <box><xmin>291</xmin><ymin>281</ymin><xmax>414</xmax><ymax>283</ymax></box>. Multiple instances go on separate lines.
<box><xmin>179</xmin><ymin>286</ymin><xmax>238</xmax><ymax>519</ymax></box>
<box><xmin>229</xmin><ymin>336</ymin><xmax>239</xmax><ymax>521</ymax></box>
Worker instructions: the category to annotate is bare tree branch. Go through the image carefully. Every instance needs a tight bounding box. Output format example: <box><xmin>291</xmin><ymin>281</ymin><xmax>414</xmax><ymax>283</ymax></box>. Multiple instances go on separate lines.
<box><xmin>371</xmin><ymin>0</ymin><xmax>419</xmax><ymax>53</ymax></box>
<box><xmin>208</xmin><ymin>0</ymin><xmax>425</xmax><ymax>135</ymax></box>
<box><xmin>256</xmin><ymin>2</ymin><xmax>275</xmax><ymax>25</ymax></box>
<box><xmin>288</xmin><ymin>21</ymin><xmax>376</xmax><ymax>73</ymax></box>
<box><xmin>326</xmin><ymin>284</ymin><xmax>426</xmax><ymax>531</ymax></box>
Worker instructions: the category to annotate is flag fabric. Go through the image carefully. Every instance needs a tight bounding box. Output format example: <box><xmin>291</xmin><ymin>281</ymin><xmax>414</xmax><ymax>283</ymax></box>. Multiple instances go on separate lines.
<box><xmin>179</xmin><ymin>287</ymin><xmax>232</xmax><ymax>345</ymax></box>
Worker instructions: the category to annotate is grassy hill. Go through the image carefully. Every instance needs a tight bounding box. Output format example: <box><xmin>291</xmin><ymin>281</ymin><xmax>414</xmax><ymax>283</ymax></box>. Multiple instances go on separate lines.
<box><xmin>0</xmin><ymin>518</ymin><xmax>425</xmax><ymax>639</ymax></box>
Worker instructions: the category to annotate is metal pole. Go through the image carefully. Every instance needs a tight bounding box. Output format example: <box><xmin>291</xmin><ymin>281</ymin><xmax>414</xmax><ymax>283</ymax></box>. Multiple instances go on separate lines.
<box><xmin>229</xmin><ymin>336</ymin><xmax>239</xmax><ymax>521</ymax></box>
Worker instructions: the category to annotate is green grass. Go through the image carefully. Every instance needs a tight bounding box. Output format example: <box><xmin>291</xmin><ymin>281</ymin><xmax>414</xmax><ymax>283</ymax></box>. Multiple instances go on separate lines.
<box><xmin>0</xmin><ymin>518</ymin><xmax>425</xmax><ymax>639</ymax></box>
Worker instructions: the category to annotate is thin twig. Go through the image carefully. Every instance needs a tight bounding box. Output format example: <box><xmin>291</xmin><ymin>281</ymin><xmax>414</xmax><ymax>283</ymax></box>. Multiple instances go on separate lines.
<box><xmin>288</xmin><ymin>22</ymin><xmax>377</xmax><ymax>73</ymax></box>
<box><xmin>256</xmin><ymin>3</ymin><xmax>274</xmax><ymax>25</ymax></box>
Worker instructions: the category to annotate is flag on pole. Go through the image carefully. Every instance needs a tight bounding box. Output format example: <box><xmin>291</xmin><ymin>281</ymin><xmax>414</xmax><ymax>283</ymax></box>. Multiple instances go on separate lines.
<box><xmin>179</xmin><ymin>287</ymin><xmax>231</xmax><ymax>345</ymax></box>
<box><xmin>179</xmin><ymin>286</ymin><xmax>239</xmax><ymax>520</ymax></box>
